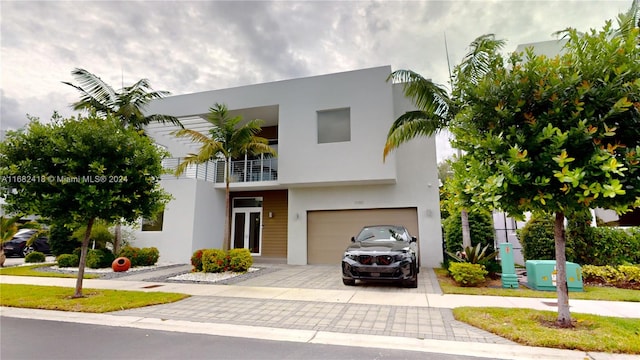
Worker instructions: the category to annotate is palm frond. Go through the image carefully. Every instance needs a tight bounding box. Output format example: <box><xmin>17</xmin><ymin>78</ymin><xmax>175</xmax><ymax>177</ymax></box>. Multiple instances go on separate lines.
<box><xmin>383</xmin><ymin>111</ymin><xmax>447</xmax><ymax>160</ymax></box>
<box><xmin>145</xmin><ymin>114</ymin><xmax>183</xmax><ymax>128</ymax></box>
<box><xmin>62</xmin><ymin>68</ymin><xmax>117</xmax><ymax>113</ymax></box>
<box><xmin>389</xmin><ymin>70</ymin><xmax>451</xmax><ymax>117</ymax></box>
<box><xmin>1</xmin><ymin>215</ymin><xmax>22</xmax><ymax>243</ymax></box>
<box><xmin>615</xmin><ymin>0</ymin><xmax>639</xmax><ymax>38</ymax></box>
<box><xmin>172</xmin><ymin>128</ymin><xmax>213</xmax><ymax>144</ymax></box>
<box><xmin>455</xmin><ymin>34</ymin><xmax>506</xmax><ymax>86</ymax></box>
<box><xmin>175</xmin><ymin>149</ymin><xmax>218</xmax><ymax>176</ymax></box>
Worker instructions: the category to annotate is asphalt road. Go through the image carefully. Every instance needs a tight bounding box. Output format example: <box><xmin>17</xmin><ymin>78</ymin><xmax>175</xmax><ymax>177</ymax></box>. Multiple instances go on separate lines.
<box><xmin>1</xmin><ymin>317</ymin><xmax>491</xmax><ymax>360</ymax></box>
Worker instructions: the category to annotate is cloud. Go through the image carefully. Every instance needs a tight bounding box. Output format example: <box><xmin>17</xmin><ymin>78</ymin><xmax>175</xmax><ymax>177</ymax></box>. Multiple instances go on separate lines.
<box><xmin>0</xmin><ymin>0</ymin><xmax>631</xmax><ymax>157</ymax></box>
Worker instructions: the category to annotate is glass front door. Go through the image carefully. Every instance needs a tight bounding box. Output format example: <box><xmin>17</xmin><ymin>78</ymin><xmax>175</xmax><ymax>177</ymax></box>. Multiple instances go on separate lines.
<box><xmin>231</xmin><ymin>206</ymin><xmax>262</xmax><ymax>255</ymax></box>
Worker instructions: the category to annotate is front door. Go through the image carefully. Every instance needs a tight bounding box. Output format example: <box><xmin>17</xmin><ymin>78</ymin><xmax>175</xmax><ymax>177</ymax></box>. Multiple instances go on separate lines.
<box><xmin>231</xmin><ymin>199</ymin><xmax>262</xmax><ymax>255</ymax></box>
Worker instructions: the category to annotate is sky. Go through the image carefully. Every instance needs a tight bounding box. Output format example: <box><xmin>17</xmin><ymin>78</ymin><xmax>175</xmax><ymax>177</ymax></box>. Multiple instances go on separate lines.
<box><xmin>0</xmin><ymin>0</ymin><xmax>632</xmax><ymax>161</ymax></box>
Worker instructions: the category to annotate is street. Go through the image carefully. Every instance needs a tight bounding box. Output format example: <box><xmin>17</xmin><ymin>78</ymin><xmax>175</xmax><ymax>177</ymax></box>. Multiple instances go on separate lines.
<box><xmin>1</xmin><ymin>317</ymin><xmax>490</xmax><ymax>360</ymax></box>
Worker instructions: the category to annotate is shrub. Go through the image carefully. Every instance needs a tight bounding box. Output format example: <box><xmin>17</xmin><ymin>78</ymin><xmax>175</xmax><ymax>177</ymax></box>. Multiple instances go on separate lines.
<box><xmin>517</xmin><ymin>215</ymin><xmax>556</xmax><ymax>261</ymax></box>
<box><xmin>444</xmin><ymin>211</ymin><xmax>496</xmax><ymax>253</ymax></box>
<box><xmin>619</xmin><ymin>265</ymin><xmax>640</xmax><ymax>283</ymax></box>
<box><xmin>56</xmin><ymin>253</ymin><xmax>79</xmax><ymax>267</ymax></box>
<box><xmin>47</xmin><ymin>221</ymin><xmax>78</xmax><ymax>256</ymax></box>
<box><xmin>582</xmin><ymin>265</ymin><xmax>622</xmax><ymax>284</ymax></box>
<box><xmin>24</xmin><ymin>251</ymin><xmax>46</xmax><ymax>263</ymax></box>
<box><xmin>191</xmin><ymin>249</ymin><xmax>205</xmax><ymax>272</ymax></box>
<box><xmin>449</xmin><ymin>262</ymin><xmax>487</xmax><ymax>287</ymax></box>
<box><xmin>202</xmin><ymin>249</ymin><xmax>229</xmax><ymax>273</ymax></box>
<box><xmin>72</xmin><ymin>220</ymin><xmax>114</xmax><ymax>250</ymax></box>
<box><xmin>138</xmin><ymin>247</ymin><xmax>159</xmax><ymax>266</ymax></box>
<box><xmin>86</xmin><ymin>249</ymin><xmax>115</xmax><ymax>269</ymax></box>
<box><xmin>117</xmin><ymin>246</ymin><xmax>158</xmax><ymax>267</ymax></box>
<box><xmin>582</xmin><ymin>264</ymin><xmax>640</xmax><ymax>289</ymax></box>
<box><xmin>447</xmin><ymin>243</ymin><xmax>498</xmax><ymax>264</ymax></box>
<box><xmin>118</xmin><ymin>246</ymin><xmax>141</xmax><ymax>266</ymax></box>
<box><xmin>582</xmin><ymin>227</ymin><xmax>637</xmax><ymax>266</ymax></box>
<box><xmin>228</xmin><ymin>248</ymin><xmax>253</xmax><ymax>272</ymax></box>
<box><xmin>627</xmin><ymin>228</ymin><xmax>640</xmax><ymax>264</ymax></box>
<box><xmin>565</xmin><ymin>210</ymin><xmax>593</xmax><ymax>265</ymax></box>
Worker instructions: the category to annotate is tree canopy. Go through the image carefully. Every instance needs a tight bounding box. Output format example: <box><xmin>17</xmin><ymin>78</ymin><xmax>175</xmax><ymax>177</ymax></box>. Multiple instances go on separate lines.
<box><xmin>0</xmin><ymin>113</ymin><xmax>170</xmax><ymax>296</ymax></box>
<box><xmin>451</xmin><ymin>19</ymin><xmax>640</xmax><ymax>219</ymax></box>
<box><xmin>450</xmin><ymin>7</ymin><xmax>639</xmax><ymax>326</ymax></box>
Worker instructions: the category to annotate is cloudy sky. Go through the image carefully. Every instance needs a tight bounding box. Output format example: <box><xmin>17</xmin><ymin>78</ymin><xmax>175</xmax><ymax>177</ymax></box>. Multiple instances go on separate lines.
<box><xmin>0</xmin><ymin>0</ymin><xmax>631</xmax><ymax>160</ymax></box>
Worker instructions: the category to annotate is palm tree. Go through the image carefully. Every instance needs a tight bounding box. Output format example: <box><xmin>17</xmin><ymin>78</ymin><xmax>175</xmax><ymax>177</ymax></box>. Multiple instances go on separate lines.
<box><xmin>63</xmin><ymin>68</ymin><xmax>183</xmax><ymax>131</ymax></box>
<box><xmin>173</xmin><ymin>103</ymin><xmax>276</xmax><ymax>250</ymax></box>
<box><xmin>383</xmin><ymin>34</ymin><xmax>506</xmax><ymax>249</ymax></box>
<box><xmin>63</xmin><ymin>68</ymin><xmax>183</xmax><ymax>253</ymax></box>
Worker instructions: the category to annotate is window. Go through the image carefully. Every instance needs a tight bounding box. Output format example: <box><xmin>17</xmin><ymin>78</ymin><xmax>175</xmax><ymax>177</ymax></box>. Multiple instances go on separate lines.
<box><xmin>142</xmin><ymin>207</ymin><xmax>164</xmax><ymax>231</ymax></box>
<box><xmin>317</xmin><ymin>108</ymin><xmax>350</xmax><ymax>144</ymax></box>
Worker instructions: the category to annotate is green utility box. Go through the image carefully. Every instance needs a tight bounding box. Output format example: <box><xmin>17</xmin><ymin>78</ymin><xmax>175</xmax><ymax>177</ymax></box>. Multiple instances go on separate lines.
<box><xmin>525</xmin><ymin>260</ymin><xmax>583</xmax><ymax>292</ymax></box>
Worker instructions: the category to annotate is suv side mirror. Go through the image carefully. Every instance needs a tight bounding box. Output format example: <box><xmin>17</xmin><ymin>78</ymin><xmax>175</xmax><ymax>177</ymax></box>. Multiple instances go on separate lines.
<box><xmin>410</xmin><ymin>236</ymin><xmax>417</xmax><ymax>243</ymax></box>
<box><xmin>351</xmin><ymin>236</ymin><xmax>356</xmax><ymax>243</ymax></box>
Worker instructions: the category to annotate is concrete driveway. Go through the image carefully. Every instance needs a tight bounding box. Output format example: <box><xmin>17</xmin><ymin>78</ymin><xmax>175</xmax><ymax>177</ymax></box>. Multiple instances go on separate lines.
<box><xmin>234</xmin><ymin>264</ymin><xmax>441</xmax><ymax>294</ymax></box>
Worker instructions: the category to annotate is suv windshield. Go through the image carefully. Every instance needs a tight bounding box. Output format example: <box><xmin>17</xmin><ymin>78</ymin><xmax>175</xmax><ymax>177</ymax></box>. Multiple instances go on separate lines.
<box><xmin>356</xmin><ymin>226</ymin><xmax>409</xmax><ymax>242</ymax></box>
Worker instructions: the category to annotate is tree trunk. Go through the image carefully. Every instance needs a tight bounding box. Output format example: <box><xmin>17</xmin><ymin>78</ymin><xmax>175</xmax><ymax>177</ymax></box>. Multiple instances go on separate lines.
<box><xmin>113</xmin><ymin>221</ymin><xmax>122</xmax><ymax>255</ymax></box>
<box><xmin>74</xmin><ymin>217</ymin><xmax>95</xmax><ymax>298</ymax></box>
<box><xmin>223</xmin><ymin>157</ymin><xmax>231</xmax><ymax>251</ymax></box>
<box><xmin>461</xmin><ymin>209</ymin><xmax>471</xmax><ymax>248</ymax></box>
<box><xmin>553</xmin><ymin>211</ymin><xmax>573</xmax><ymax>327</ymax></box>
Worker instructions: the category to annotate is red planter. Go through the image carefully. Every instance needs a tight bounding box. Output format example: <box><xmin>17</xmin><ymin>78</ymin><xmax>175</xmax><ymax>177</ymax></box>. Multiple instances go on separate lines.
<box><xmin>112</xmin><ymin>257</ymin><xmax>131</xmax><ymax>272</ymax></box>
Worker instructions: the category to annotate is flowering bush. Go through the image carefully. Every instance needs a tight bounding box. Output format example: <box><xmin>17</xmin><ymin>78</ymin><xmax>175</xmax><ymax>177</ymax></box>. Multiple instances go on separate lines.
<box><xmin>117</xmin><ymin>246</ymin><xmax>159</xmax><ymax>266</ymax></box>
<box><xmin>191</xmin><ymin>249</ymin><xmax>205</xmax><ymax>272</ymax></box>
<box><xmin>228</xmin><ymin>248</ymin><xmax>253</xmax><ymax>272</ymax></box>
<box><xmin>202</xmin><ymin>249</ymin><xmax>229</xmax><ymax>273</ymax></box>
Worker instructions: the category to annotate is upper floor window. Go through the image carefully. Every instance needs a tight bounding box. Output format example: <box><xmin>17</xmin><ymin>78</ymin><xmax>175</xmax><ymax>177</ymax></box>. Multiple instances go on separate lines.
<box><xmin>317</xmin><ymin>108</ymin><xmax>350</xmax><ymax>144</ymax></box>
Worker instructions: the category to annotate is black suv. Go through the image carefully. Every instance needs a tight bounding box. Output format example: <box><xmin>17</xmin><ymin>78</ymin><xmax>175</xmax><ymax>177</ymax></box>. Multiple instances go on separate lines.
<box><xmin>342</xmin><ymin>225</ymin><xmax>419</xmax><ymax>288</ymax></box>
<box><xmin>3</xmin><ymin>229</ymin><xmax>50</xmax><ymax>257</ymax></box>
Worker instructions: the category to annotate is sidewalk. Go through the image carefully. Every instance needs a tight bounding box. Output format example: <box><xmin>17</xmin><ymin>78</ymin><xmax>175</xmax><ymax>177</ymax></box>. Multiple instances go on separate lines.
<box><xmin>1</xmin><ymin>263</ymin><xmax>639</xmax><ymax>360</ymax></box>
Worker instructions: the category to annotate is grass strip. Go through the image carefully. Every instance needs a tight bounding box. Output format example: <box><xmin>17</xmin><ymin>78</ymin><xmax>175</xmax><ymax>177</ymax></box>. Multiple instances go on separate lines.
<box><xmin>0</xmin><ymin>284</ymin><xmax>189</xmax><ymax>313</ymax></box>
<box><xmin>454</xmin><ymin>307</ymin><xmax>640</xmax><ymax>354</ymax></box>
<box><xmin>435</xmin><ymin>268</ymin><xmax>640</xmax><ymax>302</ymax></box>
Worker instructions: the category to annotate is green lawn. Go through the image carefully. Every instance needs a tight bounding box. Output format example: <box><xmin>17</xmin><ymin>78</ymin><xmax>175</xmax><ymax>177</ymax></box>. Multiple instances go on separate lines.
<box><xmin>434</xmin><ymin>268</ymin><xmax>640</xmax><ymax>302</ymax></box>
<box><xmin>0</xmin><ymin>283</ymin><xmax>189</xmax><ymax>312</ymax></box>
<box><xmin>454</xmin><ymin>307</ymin><xmax>640</xmax><ymax>354</ymax></box>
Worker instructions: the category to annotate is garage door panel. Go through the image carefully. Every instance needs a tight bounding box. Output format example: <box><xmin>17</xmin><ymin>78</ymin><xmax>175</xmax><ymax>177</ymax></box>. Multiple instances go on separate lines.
<box><xmin>307</xmin><ymin>208</ymin><xmax>418</xmax><ymax>264</ymax></box>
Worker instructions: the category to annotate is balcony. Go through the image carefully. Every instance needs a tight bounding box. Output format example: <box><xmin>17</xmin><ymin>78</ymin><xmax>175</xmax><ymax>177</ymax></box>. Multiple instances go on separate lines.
<box><xmin>162</xmin><ymin>157</ymin><xmax>278</xmax><ymax>184</ymax></box>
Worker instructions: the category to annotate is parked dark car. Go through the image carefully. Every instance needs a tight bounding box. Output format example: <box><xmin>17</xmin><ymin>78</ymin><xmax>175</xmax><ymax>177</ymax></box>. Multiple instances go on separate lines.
<box><xmin>342</xmin><ymin>225</ymin><xmax>419</xmax><ymax>288</ymax></box>
<box><xmin>2</xmin><ymin>229</ymin><xmax>50</xmax><ymax>257</ymax></box>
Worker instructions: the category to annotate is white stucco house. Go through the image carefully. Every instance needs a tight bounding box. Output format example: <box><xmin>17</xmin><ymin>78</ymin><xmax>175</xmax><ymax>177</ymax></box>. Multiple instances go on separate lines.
<box><xmin>132</xmin><ymin>66</ymin><xmax>443</xmax><ymax>267</ymax></box>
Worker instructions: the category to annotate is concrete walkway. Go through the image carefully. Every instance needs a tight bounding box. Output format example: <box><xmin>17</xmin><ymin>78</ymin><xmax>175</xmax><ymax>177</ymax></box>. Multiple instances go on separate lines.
<box><xmin>1</xmin><ymin>263</ymin><xmax>639</xmax><ymax>360</ymax></box>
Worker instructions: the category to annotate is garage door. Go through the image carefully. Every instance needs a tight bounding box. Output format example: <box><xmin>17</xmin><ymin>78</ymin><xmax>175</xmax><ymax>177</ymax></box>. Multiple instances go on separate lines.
<box><xmin>307</xmin><ymin>208</ymin><xmax>418</xmax><ymax>265</ymax></box>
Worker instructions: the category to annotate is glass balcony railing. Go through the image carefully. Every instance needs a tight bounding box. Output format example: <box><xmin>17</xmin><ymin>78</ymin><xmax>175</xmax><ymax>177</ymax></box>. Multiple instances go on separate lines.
<box><xmin>162</xmin><ymin>157</ymin><xmax>278</xmax><ymax>183</ymax></box>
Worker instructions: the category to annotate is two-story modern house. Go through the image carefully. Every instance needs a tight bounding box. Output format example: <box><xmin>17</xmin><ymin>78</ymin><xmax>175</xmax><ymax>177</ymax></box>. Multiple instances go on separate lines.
<box><xmin>133</xmin><ymin>66</ymin><xmax>443</xmax><ymax>267</ymax></box>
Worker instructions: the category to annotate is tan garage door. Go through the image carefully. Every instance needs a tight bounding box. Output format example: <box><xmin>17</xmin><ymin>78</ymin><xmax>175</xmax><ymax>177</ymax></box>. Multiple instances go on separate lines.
<box><xmin>307</xmin><ymin>208</ymin><xmax>418</xmax><ymax>265</ymax></box>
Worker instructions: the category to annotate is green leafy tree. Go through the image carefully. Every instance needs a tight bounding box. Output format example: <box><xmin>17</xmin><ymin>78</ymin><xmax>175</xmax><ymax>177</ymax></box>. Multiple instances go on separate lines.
<box><xmin>63</xmin><ymin>68</ymin><xmax>182</xmax><ymax>254</ymax></box>
<box><xmin>384</xmin><ymin>34</ymin><xmax>506</xmax><ymax>249</ymax></box>
<box><xmin>173</xmin><ymin>103</ymin><xmax>276</xmax><ymax>250</ymax></box>
<box><xmin>450</xmin><ymin>6</ymin><xmax>639</xmax><ymax>327</ymax></box>
<box><xmin>443</xmin><ymin>210</ymin><xmax>495</xmax><ymax>254</ymax></box>
<box><xmin>0</xmin><ymin>113</ymin><xmax>170</xmax><ymax>297</ymax></box>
